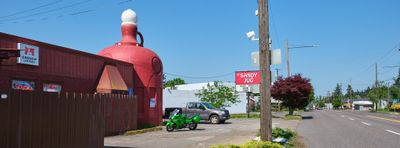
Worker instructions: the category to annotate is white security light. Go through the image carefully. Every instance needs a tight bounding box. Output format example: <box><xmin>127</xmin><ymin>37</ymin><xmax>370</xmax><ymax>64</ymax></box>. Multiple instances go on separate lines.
<box><xmin>246</xmin><ymin>31</ymin><xmax>259</xmax><ymax>41</ymax></box>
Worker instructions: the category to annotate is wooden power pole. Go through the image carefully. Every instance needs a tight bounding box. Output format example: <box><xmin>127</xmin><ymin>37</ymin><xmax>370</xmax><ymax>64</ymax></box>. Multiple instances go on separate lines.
<box><xmin>258</xmin><ymin>0</ymin><xmax>272</xmax><ymax>141</ymax></box>
<box><xmin>285</xmin><ymin>39</ymin><xmax>290</xmax><ymax>77</ymax></box>
<box><xmin>375</xmin><ymin>63</ymin><xmax>378</xmax><ymax>87</ymax></box>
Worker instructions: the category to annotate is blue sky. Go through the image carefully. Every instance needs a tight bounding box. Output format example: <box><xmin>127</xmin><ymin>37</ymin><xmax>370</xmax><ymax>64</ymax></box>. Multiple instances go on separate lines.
<box><xmin>1</xmin><ymin>0</ymin><xmax>400</xmax><ymax>96</ymax></box>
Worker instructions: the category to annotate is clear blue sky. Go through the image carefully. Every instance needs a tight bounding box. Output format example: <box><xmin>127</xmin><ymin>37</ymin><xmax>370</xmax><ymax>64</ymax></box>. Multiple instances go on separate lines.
<box><xmin>1</xmin><ymin>0</ymin><xmax>400</xmax><ymax>96</ymax></box>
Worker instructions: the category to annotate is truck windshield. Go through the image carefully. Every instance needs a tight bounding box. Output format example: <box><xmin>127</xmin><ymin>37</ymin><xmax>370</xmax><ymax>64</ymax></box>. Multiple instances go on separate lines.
<box><xmin>202</xmin><ymin>103</ymin><xmax>216</xmax><ymax>109</ymax></box>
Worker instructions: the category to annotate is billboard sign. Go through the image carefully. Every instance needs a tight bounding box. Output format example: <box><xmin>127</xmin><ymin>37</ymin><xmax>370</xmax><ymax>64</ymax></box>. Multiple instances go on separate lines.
<box><xmin>17</xmin><ymin>43</ymin><xmax>39</xmax><ymax>66</ymax></box>
<box><xmin>43</xmin><ymin>83</ymin><xmax>62</xmax><ymax>93</ymax></box>
<box><xmin>235</xmin><ymin>71</ymin><xmax>260</xmax><ymax>85</ymax></box>
<box><xmin>12</xmin><ymin>80</ymin><xmax>35</xmax><ymax>91</ymax></box>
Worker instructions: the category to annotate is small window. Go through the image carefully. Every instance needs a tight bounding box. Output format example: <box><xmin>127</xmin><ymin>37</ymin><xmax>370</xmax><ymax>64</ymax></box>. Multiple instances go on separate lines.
<box><xmin>188</xmin><ymin>103</ymin><xmax>196</xmax><ymax>109</ymax></box>
<box><xmin>43</xmin><ymin>83</ymin><xmax>62</xmax><ymax>93</ymax></box>
<box><xmin>12</xmin><ymin>80</ymin><xmax>35</xmax><ymax>91</ymax></box>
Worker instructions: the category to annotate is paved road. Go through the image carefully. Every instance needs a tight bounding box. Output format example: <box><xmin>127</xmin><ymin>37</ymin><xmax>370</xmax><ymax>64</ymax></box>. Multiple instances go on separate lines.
<box><xmin>298</xmin><ymin>110</ymin><xmax>400</xmax><ymax>148</ymax></box>
<box><xmin>104</xmin><ymin>118</ymin><xmax>299</xmax><ymax>148</ymax></box>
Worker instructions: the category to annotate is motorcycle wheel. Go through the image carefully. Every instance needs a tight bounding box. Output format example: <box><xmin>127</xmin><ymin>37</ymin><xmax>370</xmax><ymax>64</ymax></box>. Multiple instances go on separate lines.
<box><xmin>166</xmin><ymin>124</ymin><xmax>175</xmax><ymax>132</ymax></box>
<box><xmin>188</xmin><ymin>123</ymin><xmax>197</xmax><ymax>130</ymax></box>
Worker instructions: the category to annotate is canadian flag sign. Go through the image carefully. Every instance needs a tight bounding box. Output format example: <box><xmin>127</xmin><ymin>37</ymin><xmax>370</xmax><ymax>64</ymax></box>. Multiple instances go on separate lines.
<box><xmin>235</xmin><ymin>71</ymin><xmax>260</xmax><ymax>85</ymax></box>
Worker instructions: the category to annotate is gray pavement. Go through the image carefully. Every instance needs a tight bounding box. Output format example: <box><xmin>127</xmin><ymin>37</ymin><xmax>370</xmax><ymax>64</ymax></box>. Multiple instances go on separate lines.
<box><xmin>298</xmin><ymin>110</ymin><xmax>400</xmax><ymax>148</ymax></box>
<box><xmin>104</xmin><ymin>118</ymin><xmax>299</xmax><ymax>148</ymax></box>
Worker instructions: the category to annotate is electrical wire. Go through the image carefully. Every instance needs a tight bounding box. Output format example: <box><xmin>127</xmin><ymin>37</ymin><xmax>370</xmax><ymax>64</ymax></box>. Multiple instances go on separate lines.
<box><xmin>0</xmin><ymin>0</ymin><xmax>93</xmax><ymax>23</ymax></box>
<box><xmin>0</xmin><ymin>0</ymin><xmax>64</xmax><ymax>19</ymax></box>
<box><xmin>0</xmin><ymin>0</ymin><xmax>133</xmax><ymax>25</ymax></box>
<box><xmin>164</xmin><ymin>72</ymin><xmax>234</xmax><ymax>79</ymax></box>
<box><xmin>351</xmin><ymin>40</ymin><xmax>400</xmax><ymax>79</ymax></box>
<box><xmin>268</xmin><ymin>0</ymin><xmax>281</xmax><ymax>48</ymax></box>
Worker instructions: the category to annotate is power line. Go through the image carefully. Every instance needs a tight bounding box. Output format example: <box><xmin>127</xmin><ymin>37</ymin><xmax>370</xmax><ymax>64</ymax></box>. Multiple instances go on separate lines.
<box><xmin>0</xmin><ymin>0</ymin><xmax>133</xmax><ymax>25</ymax></box>
<box><xmin>0</xmin><ymin>0</ymin><xmax>64</xmax><ymax>19</ymax></box>
<box><xmin>351</xmin><ymin>40</ymin><xmax>400</xmax><ymax>79</ymax></box>
<box><xmin>0</xmin><ymin>0</ymin><xmax>93</xmax><ymax>23</ymax></box>
<box><xmin>164</xmin><ymin>72</ymin><xmax>234</xmax><ymax>79</ymax></box>
<box><xmin>268</xmin><ymin>0</ymin><xmax>281</xmax><ymax>48</ymax></box>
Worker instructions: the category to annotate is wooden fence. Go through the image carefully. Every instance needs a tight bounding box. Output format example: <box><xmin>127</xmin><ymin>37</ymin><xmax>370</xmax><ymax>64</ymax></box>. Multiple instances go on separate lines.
<box><xmin>0</xmin><ymin>91</ymin><xmax>137</xmax><ymax>148</ymax></box>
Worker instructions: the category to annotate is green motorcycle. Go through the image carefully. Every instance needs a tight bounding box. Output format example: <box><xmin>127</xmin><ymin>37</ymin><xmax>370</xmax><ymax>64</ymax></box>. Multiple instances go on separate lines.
<box><xmin>165</xmin><ymin>109</ymin><xmax>201</xmax><ymax>132</ymax></box>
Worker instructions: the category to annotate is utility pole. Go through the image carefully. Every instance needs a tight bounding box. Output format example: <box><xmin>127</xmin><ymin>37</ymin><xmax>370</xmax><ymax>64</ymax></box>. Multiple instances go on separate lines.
<box><xmin>350</xmin><ymin>78</ymin><xmax>353</xmax><ymax>100</ymax></box>
<box><xmin>285</xmin><ymin>39</ymin><xmax>318</xmax><ymax>77</ymax></box>
<box><xmin>375</xmin><ymin>63</ymin><xmax>378</xmax><ymax>87</ymax></box>
<box><xmin>285</xmin><ymin>39</ymin><xmax>290</xmax><ymax>77</ymax></box>
<box><xmin>275</xmin><ymin>68</ymin><xmax>280</xmax><ymax>79</ymax></box>
<box><xmin>258</xmin><ymin>0</ymin><xmax>272</xmax><ymax>141</ymax></box>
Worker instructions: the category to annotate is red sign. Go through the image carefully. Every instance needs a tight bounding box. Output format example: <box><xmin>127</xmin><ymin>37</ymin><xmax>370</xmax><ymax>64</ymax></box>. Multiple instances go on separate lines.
<box><xmin>235</xmin><ymin>71</ymin><xmax>260</xmax><ymax>85</ymax></box>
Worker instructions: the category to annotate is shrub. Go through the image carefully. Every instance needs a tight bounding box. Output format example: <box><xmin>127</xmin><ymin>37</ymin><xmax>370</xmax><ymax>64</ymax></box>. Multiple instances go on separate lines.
<box><xmin>210</xmin><ymin>141</ymin><xmax>283</xmax><ymax>148</ymax></box>
<box><xmin>272</xmin><ymin>128</ymin><xmax>295</xmax><ymax>140</ymax></box>
<box><xmin>390</xmin><ymin>103</ymin><xmax>400</xmax><ymax>111</ymax></box>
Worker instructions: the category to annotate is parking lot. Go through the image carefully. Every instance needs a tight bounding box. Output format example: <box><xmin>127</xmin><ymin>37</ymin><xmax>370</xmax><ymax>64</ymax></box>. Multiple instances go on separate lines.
<box><xmin>104</xmin><ymin>118</ymin><xmax>299</xmax><ymax>148</ymax></box>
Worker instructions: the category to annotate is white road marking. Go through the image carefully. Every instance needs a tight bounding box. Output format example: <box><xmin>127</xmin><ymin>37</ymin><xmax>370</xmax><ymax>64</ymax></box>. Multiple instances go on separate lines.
<box><xmin>348</xmin><ymin>118</ymin><xmax>355</xmax><ymax>121</ymax></box>
<box><xmin>386</xmin><ymin>130</ymin><xmax>400</xmax><ymax>136</ymax></box>
<box><xmin>361</xmin><ymin>122</ymin><xmax>371</xmax><ymax>126</ymax></box>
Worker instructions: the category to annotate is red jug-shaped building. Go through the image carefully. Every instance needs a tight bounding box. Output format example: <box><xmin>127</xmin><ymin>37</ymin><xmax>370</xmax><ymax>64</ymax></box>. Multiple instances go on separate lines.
<box><xmin>99</xmin><ymin>9</ymin><xmax>163</xmax><ymax>126</ymax></box>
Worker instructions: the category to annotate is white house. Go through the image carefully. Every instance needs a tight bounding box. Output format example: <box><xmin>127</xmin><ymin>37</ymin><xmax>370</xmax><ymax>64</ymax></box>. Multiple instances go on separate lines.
<box><xmin>352</xmin><ymin>99</ymin><xmax>373</xmax><ymax>111</ymax></box>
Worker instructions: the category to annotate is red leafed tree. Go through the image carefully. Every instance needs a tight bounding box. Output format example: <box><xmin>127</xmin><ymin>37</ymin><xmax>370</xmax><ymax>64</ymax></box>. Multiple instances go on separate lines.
<box><xmin>271</xmin><ymin>74</ymin><xmax>313</xmax><ymax>115</ymax></box>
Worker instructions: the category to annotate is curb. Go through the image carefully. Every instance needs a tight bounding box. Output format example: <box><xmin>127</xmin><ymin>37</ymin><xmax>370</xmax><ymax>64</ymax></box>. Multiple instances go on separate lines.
<box><xmin>123</xmin><ymin>126</ymin><xmax>163</xmax><ymax>136</ymax></box>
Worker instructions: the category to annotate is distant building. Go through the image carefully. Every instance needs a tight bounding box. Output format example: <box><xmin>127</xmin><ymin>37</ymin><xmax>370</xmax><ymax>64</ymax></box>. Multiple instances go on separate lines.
<box><xmin>324</xmin><ymin>103</ymin><xmax>333</xmax><ymax>110</ymax></box>
<box><xmin>352</xmin><ymin>99</ymin><xmax>373</xmax><ymax>111</ymax></box>
<box><xmin>377</xmin><ymin>99</ymin><xmax>391</xmax><ymax>109</ymax></box>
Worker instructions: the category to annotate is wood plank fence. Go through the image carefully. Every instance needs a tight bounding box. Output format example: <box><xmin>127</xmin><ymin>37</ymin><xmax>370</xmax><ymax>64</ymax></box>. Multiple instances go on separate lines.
<box><xmin>0</xmin><ymin>90</ymin><xmax>137</xmax><ymax>148</ymax></box>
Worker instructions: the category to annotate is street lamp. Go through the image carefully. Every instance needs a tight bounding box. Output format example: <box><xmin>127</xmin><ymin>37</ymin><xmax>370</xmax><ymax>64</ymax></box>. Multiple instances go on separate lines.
<box><xmin>285</xmin><ymin>39</ymin><xmax>319</xmax><ymax>77</ymax></box>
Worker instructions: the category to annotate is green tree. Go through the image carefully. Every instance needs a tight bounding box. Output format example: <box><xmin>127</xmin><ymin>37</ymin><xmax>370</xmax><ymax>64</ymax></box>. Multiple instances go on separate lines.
<box><xmin>309</xmin><ymin>88</ymin><xmax>316</xmax><ymax>104</ymax></box>
<box><xmin>345</xmin><ymin>84</ymin><xmax>354</xmax><ymax>99</ymax></box>
<box><xmin>332</xmin><ymin>83</ymin><xmax>343</xmax><ymax>99</ymax></box>
<box><xmin>163</xmin><ymin>77</ymin><xmax>186</xmax><ymax>88</ymax></box>
<box><xmin>195</xmin><ymin>81</ymin><xmax>239</xmax><ymax>108</ymax></box>
<box><xmin>368</xmin><ymin>82</ymin><xmax>390</xmax><ymax>111</ymax></box>
<box><xmin>332</xmin><ymin>97</ymin><xmax>342</xmax><ymax>109</ymax></box>
<box><xmin>316</xmin><ymin>100</ymin><xmax>326</xmax><ymax>108</ymax></box>
<box><xmin>394</xmin><ymin>69</ymin><xmax>400</xmax><ymax>87</ymax></box>
<box><xmin>390</xmin><ymin>86</ymin><xmax>400</xmax><ymax>101</ymax></box>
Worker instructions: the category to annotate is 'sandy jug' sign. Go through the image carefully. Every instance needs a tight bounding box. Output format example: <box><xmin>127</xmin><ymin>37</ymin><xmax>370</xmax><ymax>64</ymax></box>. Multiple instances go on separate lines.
<box><xmin>235</xmin><ymin>71</ymin><xmax>260</xmax><ymax>85</ymax></box>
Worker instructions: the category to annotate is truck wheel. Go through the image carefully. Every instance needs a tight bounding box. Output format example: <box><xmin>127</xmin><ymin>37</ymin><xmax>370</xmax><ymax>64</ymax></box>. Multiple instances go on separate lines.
<box><xmin>210</xmin><ymin>115</ymin><xmax>220</xmax><ymax>124</ymax></box>
<box><xmin>166</xmin><ymin>124</ymin><xmax>175</xmax><ymax>132</ymax></box>
<box><xmin>188</xmin><ymin>123</ymin><xmax>197</xmax><ymax>130</ymax></box>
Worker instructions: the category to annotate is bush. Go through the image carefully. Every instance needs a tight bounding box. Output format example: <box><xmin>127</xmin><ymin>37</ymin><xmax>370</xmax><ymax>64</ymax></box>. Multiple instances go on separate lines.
<box><xmin>390</xmin><ymin>103</ymin><xmax>400</xmax><ymax>111</ymax></box>
<box><xmin>272</xmin><ymin>128</ymin><xmax>295</xmax><ymax>140</ymax></box>
<box><xmin>210</xmin><ymin>141</ymin><xmax>283</xmax><ymax>148</ymax></box>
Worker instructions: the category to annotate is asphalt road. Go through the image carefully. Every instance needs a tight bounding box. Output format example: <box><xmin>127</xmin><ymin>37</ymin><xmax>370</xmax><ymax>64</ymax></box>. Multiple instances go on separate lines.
<box><xmin>298</xmin><ymin>110</ymin><xmax>400</xmax><ymax>148</ymax></box>
<box><xmin>104</xmin><ymin>118</ymin><xmax>299</xmax><ymax>148</ymax></box>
